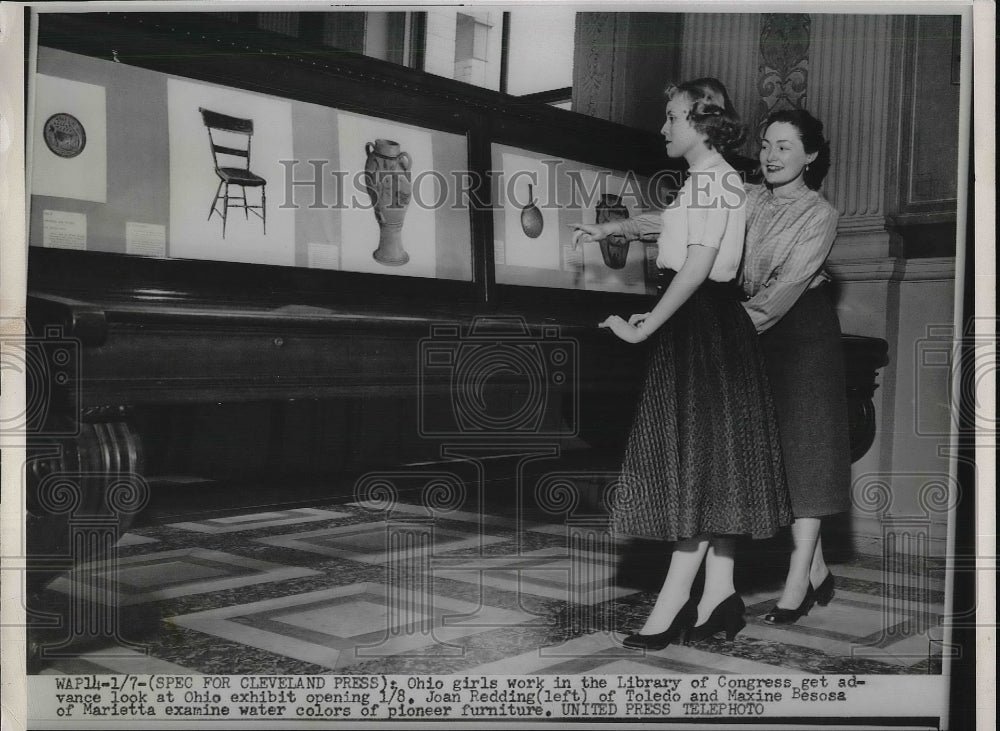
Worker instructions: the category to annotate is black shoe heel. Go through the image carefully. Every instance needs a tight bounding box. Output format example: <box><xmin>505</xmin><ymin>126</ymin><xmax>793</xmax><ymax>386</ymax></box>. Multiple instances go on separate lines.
<box><xmin>623</xmin><ymin>598</ymin><xmax>697</xmax><ymax>651</ymax></box>
<box><xmin>812</xmin><ymin>572</ymin><xmax>835</xmax><ymax>606</ymax></box>
<box><xmin>684</xmin><ymin>594</ymin><xmax>746</xmax><ymax>644</ymax></box>
<box><xmin>724</xmin><ymin>614</ymin><xmax>747</xmax><ymax>641</ymax></box>
<box><xmin>763</xmin><ymin>587</ymin><xmax>816</xmax><ymax>625</ymax></box>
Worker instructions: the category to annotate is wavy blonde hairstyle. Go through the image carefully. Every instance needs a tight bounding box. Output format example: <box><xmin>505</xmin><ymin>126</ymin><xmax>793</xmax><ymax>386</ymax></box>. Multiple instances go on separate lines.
<box><xmin>664</xmin><ymin>77</ymin><xmax>746</xmax><ymax>154</ymax></box>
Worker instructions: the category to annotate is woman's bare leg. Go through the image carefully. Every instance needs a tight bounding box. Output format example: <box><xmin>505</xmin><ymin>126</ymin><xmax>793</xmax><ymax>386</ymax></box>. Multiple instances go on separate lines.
<box><xmin>775</xmin><ymin>517</ymin><xmax>820</xmax><ymax>609</ymax></box>
<box><xmin>637</xmin><ymin>534</ymin><xmax>709</xmax><ymax>634</ymax></box>
<box><xmin>810</xmin><ymin>534</ymin><xmax>830</xmax><ymax>586</ymax></box>
<box><xmin>697</xmin><ymin>536</ymin><xmax>736</xmax><ymax>623</ymax></box>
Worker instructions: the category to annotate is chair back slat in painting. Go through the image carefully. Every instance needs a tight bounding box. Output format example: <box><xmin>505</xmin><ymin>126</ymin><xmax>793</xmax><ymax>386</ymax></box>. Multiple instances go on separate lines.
<box><xmin>199</xmin><ymin>107</ymin><xmax>254</xmax><ymax>135</ymax></box>
<box><xmin>212</xmin><ymin>144</ymin><xmax>250</xmax><ymax>158</ymax></box>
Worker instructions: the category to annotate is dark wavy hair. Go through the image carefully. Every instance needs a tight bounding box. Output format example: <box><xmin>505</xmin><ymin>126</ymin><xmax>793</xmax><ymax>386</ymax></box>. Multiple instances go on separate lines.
<box><xmin>763</xmin><ymin>109</ymin><xmax>832</xmax><ymax>190</ymax></box>
<box><xmin>664</xmin><ymin>78</ymin><xmax>746</xmax><ymax>154</ymax></box>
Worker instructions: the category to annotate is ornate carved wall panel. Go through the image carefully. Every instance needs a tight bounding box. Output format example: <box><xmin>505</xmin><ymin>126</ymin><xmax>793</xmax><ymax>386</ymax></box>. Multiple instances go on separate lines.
<box><xmin>754</xmin><ymin>14</ymin><xmax>810</xmax><ymax>138</ymax></box>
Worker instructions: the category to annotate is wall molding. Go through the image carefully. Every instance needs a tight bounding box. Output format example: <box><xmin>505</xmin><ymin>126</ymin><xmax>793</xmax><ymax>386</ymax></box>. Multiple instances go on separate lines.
<box><xmin>837</xmin><ymin>214</ymin><xmax>891</xmax><ymax>234</ymax></box>
<box><xmin>828</xmin><ymin>257</ymin><xmax>900</xmax><ymax>282</ymax></box>
<box><xmin>828</xmin><ymin>256</ymin><xmax>955</xmax><ymax>283</ymax></box>
<box><xmin>831</xmin><ymin>229</ymin><xmax>894</xmax><ymax>261</ymax></box>
<box><xmin>896</xmin><ymin>257</ymin><xmax>956</xmax><ymax>281</ymax></box>
<box><xmin>849</xmin><ymin>513</ymin><xmax>950</xmax><ymax>558</ymax></box>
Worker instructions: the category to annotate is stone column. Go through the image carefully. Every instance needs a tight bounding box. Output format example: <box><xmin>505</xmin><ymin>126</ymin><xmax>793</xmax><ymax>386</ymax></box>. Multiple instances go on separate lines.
<box><xmin>810</xmin><ymin>13</ymin><xmax>898</xmax><ymax>260</ymax></box>
<box><xmin>807</xmin><ymin>16</ymin><xmax>906</xmax><ymax>559</ymax></box>
<box><xmin>679</xmin><ymin>13</ymin><xmax>762</xmax><ymax>156</ymax></box>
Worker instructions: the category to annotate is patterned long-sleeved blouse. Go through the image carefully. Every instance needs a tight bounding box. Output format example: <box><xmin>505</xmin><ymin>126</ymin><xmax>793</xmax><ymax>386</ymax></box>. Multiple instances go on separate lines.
<box><xmin>739</xmin><ymin>180</ymin><xmax>839</xmax><ymax>333</ymax></box>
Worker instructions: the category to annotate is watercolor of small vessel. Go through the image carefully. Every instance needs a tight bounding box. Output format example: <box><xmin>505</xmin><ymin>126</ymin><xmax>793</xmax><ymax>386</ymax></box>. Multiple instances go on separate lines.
<box><xmin>596</xmin><ymin>194</ymin><xmax>631</xmax><ymax>269</ymax></box>
<box><xmin>520</xmin><ymin>183</ymin><xmax>544</xmax><ymax>238</ymax></box>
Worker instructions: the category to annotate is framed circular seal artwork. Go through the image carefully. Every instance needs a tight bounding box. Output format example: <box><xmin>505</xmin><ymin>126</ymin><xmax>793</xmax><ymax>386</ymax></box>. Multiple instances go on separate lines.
<box><xmin>43</xmin><ymin>113</ymin><xmax>87</xmax><ymax>158</ymax></box>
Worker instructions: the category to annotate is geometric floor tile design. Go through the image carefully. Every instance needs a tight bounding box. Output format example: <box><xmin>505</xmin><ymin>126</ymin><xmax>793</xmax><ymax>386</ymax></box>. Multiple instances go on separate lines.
<box><xmin>28</xmin><ymin>499</ymin><xmax>946</xmax><ymax>676</ymax></box>
<box><xmin>46</xmin><ymin>548</ymin><xmax>321</xmax><ymax>606</ymax></box>
<box><xmin>354</xmin><ymin>496</ymin><xmax>629</xmax><ymax>540</ymax></box>
<box><xmin>167</xmin><ymin>507</ymin><xmax>350</xmax><ymax>534</ymax></box>
<box><xmin>464</xmin><ymin>632</ymin><xmax>808</xmax><ymax>675</ymax></box>
<box><xmin>833</xmin><ymin>562</ymin><xmax>947</xmax><ymax>593</ymax></box>
<box><xmin>739</xmin><ymin>577</ymin><xmax>945</xmax><ymax>670</ymax></box>
<box><xmin>433</xmin><ymin>545</ymin><xmax>640</xmax><ymax>604</ymax></box>
<box><xmin>255</xmin><ymin>521</ymin><xmax>507</xmax><ymax>564</ymax></box>
<box><xmin>116</xmin><ymin>533</ymin><xmax>160</xmax><ymax>547</ymax></box>
<box><xmin>348</xmin><ymin>500</ymin><xmax>518</xmax><ymax>529</ymax></box>
<box><xmin>38</xmin><ymin>648</ymin><xmax>201</xmax><ymax>676</ymax></box>
<box><xmin>169</xmin><ymin>582</ymin><xmax>535</xmax><ymax>671</ymax></box>
<box><xmin>742</xmin><ymin>591</ymin><xmax>942</xmax><ymax>667</ymax></box>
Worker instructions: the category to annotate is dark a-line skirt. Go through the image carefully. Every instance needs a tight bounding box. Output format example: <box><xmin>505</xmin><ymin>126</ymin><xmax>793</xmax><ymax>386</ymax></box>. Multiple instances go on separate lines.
<box><xmin>612</xmin><ymin>280</ymin><xmax>792</xmax><ymax>542</ymax></box>
<box><xmin>759</xmin><ymin>285</ymin><xmax>852</xmax><ymax>518</ymax></box>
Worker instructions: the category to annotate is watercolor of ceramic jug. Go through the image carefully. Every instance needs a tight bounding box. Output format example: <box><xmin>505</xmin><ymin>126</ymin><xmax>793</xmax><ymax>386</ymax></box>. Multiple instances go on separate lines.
<box><xmin>364</xmin><ymin>139</ymin><xmax>412</xmax><ymax>266</ymax></box>
<box><xmin>520</xmin><ymin>183</ymin><xmax>544</xmax><ymax>239</ymax></box>
<box><xmin>595</xmin><ymin>194</ymin><xmax>631</xmax><ymax>269</ymax></box>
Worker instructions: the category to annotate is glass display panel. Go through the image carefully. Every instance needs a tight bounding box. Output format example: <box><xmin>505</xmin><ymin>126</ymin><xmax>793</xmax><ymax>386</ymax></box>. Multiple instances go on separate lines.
<box><xmin>491</xmin><ymin>143</ymin><xmax>659</xmax><ymax>295</ymax></box>
<box><xmin>28</xmin><ymin>47</ymin><xmax>473</xmax><ymax>282</ymax></box>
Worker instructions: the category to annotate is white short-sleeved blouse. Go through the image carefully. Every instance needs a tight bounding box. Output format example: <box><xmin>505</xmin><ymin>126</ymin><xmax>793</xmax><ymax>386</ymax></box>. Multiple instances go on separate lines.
<box><xmin>654</xmin><ymin>153</ymin><xmax>747</xmax><ymax>282</ymax></box>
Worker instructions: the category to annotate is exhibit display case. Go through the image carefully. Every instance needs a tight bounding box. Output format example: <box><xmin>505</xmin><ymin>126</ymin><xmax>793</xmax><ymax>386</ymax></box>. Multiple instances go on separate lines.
<box><xmin>25</xmin><ymin>11</ymin><xmax>887</xmax><ymax>508</ymax></box>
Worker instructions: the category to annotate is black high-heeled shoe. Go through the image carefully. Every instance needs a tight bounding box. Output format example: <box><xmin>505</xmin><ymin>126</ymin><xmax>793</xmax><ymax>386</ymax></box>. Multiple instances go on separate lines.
<box><xmin>684</xmin><ymin>593</ymin><xmax>746</xmax><ymax>643</ymax></box>
<box><xmin>812</xmin><ymin>571</ymin><xmax>835</xmax><ymax>606</ymax></box>
<box><xmin>623</xmin><ymin>598</ymin><xmax>698</xmax><ymax>651</ymax></box>
<box><xmin>763</xmin><ymin>585</ymin><xmax>816</xmax><ymax>625</ymax></box>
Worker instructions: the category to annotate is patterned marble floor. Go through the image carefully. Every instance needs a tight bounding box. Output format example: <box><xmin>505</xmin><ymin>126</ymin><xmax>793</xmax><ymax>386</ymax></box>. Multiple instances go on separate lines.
<box><xmin>28</xmin><ymin>496</ymin><xmax>945</xmax><ymax>677</ymax></box>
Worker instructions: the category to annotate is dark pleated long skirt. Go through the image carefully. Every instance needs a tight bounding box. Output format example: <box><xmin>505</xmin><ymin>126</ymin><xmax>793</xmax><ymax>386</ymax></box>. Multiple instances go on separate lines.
<box><xmin>759</xmin><ymin>286</ymin><xmax>852</xmax><ymax>517</ymax></box>
<box><xmin>613</xmin><ymin>281</ymin><xmax>792</xmax><ymax>541</ymax></box>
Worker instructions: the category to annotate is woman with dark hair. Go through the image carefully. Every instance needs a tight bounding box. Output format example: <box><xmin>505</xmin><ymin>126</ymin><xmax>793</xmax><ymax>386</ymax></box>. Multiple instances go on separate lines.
<box><xmin>741</xmin><ymin>109</ymin><xmax>850</xmax><ymax>624</ymax></box>
<box><xmin>571</xmin><ymin>78</ymin><xmax>791</xmax><ymax>650</ymax></box>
